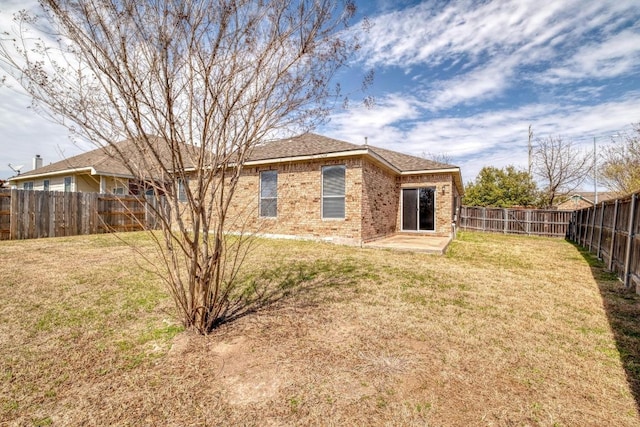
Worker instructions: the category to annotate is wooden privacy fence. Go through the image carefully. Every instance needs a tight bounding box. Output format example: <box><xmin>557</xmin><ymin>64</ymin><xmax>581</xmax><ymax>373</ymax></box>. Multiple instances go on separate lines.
<box><xmin>0</xmin><ymin>189</ymin><xmax>162</xmax><ymax>240</ymax></box>
<box><xmin>568</xmin><ymin>192</ymin><xmax>639</xmax><ymax>292</ymax></box>
<box><xmin>459</xmin><ymin>206</ymin><xmax>574</xmax><ymax>237</ymax></box>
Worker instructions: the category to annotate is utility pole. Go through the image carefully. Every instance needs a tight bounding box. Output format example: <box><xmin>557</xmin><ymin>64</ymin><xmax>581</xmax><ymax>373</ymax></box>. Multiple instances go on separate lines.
<box><xmin>528</xmin><ymin>125</ymin><xmax>533</xmax><ymax>176</ymax></box>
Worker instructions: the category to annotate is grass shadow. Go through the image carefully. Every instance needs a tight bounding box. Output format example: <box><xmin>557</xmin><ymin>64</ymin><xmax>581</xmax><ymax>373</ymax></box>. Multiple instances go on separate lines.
<box><xmin>568</xmin><ymin>239</ymin><xmax>640</xmax><ymax>412</ymax></box>
<box><xmin>211</xmin><ymin>257</ymin><xmax>370</xmax><ymax>328</ymax></box>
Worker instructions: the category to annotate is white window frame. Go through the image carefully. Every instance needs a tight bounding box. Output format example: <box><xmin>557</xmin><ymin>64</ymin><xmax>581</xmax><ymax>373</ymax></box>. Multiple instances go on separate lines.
<box><xmin>23</xmin><ymin>181</ymin><xmax>34</xmax><ymax>190</ymax></box>
<box><xmin>63</xmin><ymin>176</ymin><xmax>72</xmax><ymax>192</ymax></box>
<box><xmin>259</xmin><ymin>170</ymin><xmax>277</xmax><ymax>218</ymax></box>
<box><xmin>43</xmin><ymin>179</ymin><xmax>50</xmax><ymax>191</ymax></box>
<box><xmin>321</xmin><ymin>165</ymin><xmax>346</xmax><ymax>220</ymax></box>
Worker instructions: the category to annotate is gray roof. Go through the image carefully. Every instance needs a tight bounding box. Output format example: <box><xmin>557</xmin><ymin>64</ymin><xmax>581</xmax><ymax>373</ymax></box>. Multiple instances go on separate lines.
<box><xmin>12</xmin><ymin>136</ymin><xmax>193</xmax><ymax>180</ymax></box>
<box><xmin>248</xmin><ymin>133</ymin><xmax>458</xmax><ymax>172</ymax></box>
<box><xmin>12</xmin><ymin>133</ymin><xmax>459</xmax><ymax>181</ymax></box>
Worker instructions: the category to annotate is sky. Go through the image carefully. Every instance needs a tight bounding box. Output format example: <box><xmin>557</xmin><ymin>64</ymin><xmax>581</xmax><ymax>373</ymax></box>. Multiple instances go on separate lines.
<box><xmin>1</xmin><ymin>0</ymin><xmax>640</xmax><ymax>186</ymax></box>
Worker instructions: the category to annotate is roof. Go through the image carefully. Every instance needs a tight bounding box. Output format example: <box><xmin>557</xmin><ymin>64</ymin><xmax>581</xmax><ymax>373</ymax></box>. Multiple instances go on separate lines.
<box><xmin>555</xmin><ymin>191</ymin><xmax>618</xmax><ymax>206</ymax></box>
<box><xmin>10</xmin><ymin>133</ymin><xmax>463</xmax><ymax>193</ymax></box>
<box><xmin>248</xmin><ymin>133</ymin><xmax>458</xmax><ymax>173</ymax></box>
<box><xmin>9</xmin><ymin>136</ymin><xmax>193</xmax><ymax>181</ymax></box>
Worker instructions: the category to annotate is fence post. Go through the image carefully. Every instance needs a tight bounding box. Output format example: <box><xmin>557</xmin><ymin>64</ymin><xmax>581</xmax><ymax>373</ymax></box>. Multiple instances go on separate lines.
<box><xmin>596</xmin><ymin>203</ymin><xmax>605</xmax><ymax>259</ymax></box>
<box><xmin>482</xmin><ymin>207</ymin><xmax>486</xmax><ymax>231</ymax></box>
<box><xmin>503</xmin><ymin>209</ymin><xmax>508</xmax><ymax>234</ymax></box>
<box><xmin>608</xmin><ymin>199</ymin><xmax>619</xmax><ymax>271</ymax></box>
<box><xmin>588</xmin><ymin>205</ymin><xmax>596</xmax><ymax>251</ymax></box>
<box><xmin>623</xmin><ymin>194</ymin><xmax>637</xmax><ymax>289</ymax></box>
<box><xmin>576</xmin><ymin>210</ymin><xmax>581</xmax><ymax>245</ymax></box>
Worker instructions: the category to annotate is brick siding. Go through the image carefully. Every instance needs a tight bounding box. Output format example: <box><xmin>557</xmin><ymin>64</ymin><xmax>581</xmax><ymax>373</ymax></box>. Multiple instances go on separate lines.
<box><xmin>398</xmin><ymin>174</ymin><xmax>455</xmax><ymax>236</ymax></box>
<box><xmin>182</xmin><ymin>155</ymin><xmax>457</xmax><ymax>244</ymax></box>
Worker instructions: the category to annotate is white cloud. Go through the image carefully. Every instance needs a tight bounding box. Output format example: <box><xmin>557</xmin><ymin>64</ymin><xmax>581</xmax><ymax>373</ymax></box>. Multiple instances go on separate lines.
<box><xmin>355</xmin><ymin>0</ymin><xmax>640</xmax><ymax>110</ymax></box>
<box><xmin>324</xmin><ymin>92</ymin><xmax>640</xmax><ymax>184</ymax></box>
<box><xmin>0</xmin><ymin>89</ymin><xmax>79</xmax><ymax>179</ymax></box>
<box><xmin>426</xmin><ymin>56</ymin><xmax>517</xmax><ymax>110</ymax></box>
<box><xmin>541</xmin><ymin>29</ymin><xmax>640</xmax><ymax>83</ymax></box>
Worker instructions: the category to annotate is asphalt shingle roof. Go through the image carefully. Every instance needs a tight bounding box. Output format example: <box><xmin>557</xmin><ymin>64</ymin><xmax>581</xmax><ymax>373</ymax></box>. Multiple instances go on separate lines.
<box><xmin>14</xmin><ymin>133</ymin><xmax>459</xmax><ymax>180</ymax></box>
<box><xmin>14</xmin><ymin>137</ymin><xmax>193</xmax><ymax>179</ymax></box>
<box><xmin>249</xmin><ymin>133</ymin><xmax>458</xmax><ymax>172</ymax></box>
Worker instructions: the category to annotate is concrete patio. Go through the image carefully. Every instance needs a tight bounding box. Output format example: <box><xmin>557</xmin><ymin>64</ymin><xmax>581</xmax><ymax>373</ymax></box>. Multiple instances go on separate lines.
<box><xmin>363</xmin><ymin>234</ymin><xmax>453</xmax><ymax>254</ymax></box>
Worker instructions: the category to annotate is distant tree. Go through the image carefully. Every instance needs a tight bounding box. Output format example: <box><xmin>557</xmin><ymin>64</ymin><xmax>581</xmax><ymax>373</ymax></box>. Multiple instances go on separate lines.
<box><xmin>421</xmin><ymin>151</ymin><xmax>453</xmax><ymax>165</ymax></box>
<box><xmin>532</xmin><ymin>136</ymin><xmax>593</xmax><ymax>207</ymax></box>
<box><xmin>599</xmin><ymin>124</ymin><xmax>640</xmax><ymax>196</ymax></box>
<box><xmin>463</xmin><ymin>166</ymin><xmax>539</xmax><ymax>207</ymax></box>
<box><xmin>0</xmin><ymin>0</ymin><xmax>359</xmax><ymax>334</ymax></box>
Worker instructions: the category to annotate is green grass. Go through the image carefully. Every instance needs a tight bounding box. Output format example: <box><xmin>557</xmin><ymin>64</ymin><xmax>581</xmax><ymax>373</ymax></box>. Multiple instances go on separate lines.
<box><xmin>0</xmin><ymin>231</ymin><xmax>639</xmax><ymax>426</ymax></box>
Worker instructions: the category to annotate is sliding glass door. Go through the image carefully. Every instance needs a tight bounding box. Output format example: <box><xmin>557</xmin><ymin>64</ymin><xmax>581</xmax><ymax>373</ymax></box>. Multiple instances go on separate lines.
<box><xmin>402</xmin><ymin>187</ymin><xmax>435</xmax><ymax>231</ymax></box>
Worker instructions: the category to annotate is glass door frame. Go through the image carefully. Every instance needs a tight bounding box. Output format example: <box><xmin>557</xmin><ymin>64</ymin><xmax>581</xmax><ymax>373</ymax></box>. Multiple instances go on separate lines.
<box><xmin>401</xmin><ymin>187</ymin><xmax>436</xmax><ymax>232</ymax></box>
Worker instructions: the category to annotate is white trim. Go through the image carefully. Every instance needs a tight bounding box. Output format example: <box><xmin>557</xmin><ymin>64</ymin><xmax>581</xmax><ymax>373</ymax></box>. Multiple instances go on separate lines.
<box><xmin>63</xmin><ymin>176</ymin><xmax>73</xmax><ymax>192</ymax></box>
<box><xmin>9</xmin><ymin>167</ymin><xmax>134</xmax><ymax>181</ymax></box>
<box><xmin>321</xmin><ymin>164</ymin><xmax>346</xmax><ymax>220</ymax></box>
<box><xmin>259</xmin><ymin>170</ymin><xmax>278</xmax><ymax>218</ymax></box>
<box><xmin>400</xmin><ymin>167</ymin><xmax>460</xmax><ymax>175</ymax></box>
<box><xmin>400</xmin><ymin>187</ymin><xmax>437</xmax><ymax>232</ymax></box>
<box><xmin>244</xmin><ymin>149</ymin><xmax>369</xmax><ymax>167</ymax></box>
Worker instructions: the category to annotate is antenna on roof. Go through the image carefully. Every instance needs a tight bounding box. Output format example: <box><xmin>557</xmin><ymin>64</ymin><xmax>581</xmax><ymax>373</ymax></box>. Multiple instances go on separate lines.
<box><xmin>364</xmin><ymin>136</ymin><xmax>368</xmax><ymax>146</ymax></box>
<box><xmin>8</xmin><ymin>163</ymin><xmax>23</xmax><ymax>175</ymax></box>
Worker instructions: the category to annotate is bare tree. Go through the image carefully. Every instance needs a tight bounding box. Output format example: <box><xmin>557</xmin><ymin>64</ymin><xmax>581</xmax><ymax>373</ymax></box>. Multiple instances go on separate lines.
<box><xmin>599</xmin><ymin>124</ymin><xmax>640</xmax><ymax>196</ymax></box>
<box><xmin>0</xmin><ymin>0</ymin><xmax>359</xmax><ymax>334</ymax></box>
<box><xmin>421</xmin><ymin>151</ymin><xmax>453</xmax><ymax>165</ymax></box>
<box><xmin>532</xmin><ymin>136</ymin><xmax>593</xmax><ymax>207</ymax></box>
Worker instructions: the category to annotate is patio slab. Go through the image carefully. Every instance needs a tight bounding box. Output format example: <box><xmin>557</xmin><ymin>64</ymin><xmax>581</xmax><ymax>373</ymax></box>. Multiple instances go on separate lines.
<box><xmin>363</xmin><ymin>234</ymin><xmax>453</xmax><ymax>254</ymax></box>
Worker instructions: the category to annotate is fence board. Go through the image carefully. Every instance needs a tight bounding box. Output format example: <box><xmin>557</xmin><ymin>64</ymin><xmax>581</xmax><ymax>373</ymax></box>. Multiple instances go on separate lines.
<box><xmin>0</xmin><ymin>189</ymin><xmax>161</xmax><ymax>241</ymax></box>
<box><xmin>0</xmin><ymin>190</ymin><xmax>10</xmax><ymax>239</ymax></box>
<box><xmin>459</xmin><ymin>206</ymin><xmax>573</xmax><ymax>237</ymax></box>
<box><xmin>569</xmin><ymin>191</ymin><xmax>640</xmax><ymax>294</ymax></box>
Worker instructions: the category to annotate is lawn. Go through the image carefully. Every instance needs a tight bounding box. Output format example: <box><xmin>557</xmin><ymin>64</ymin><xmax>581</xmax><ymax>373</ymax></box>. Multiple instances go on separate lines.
<box><xmin>1</xmin><ymin>231</ymin><xmax>639</xmax><ymax>426</ymax></box>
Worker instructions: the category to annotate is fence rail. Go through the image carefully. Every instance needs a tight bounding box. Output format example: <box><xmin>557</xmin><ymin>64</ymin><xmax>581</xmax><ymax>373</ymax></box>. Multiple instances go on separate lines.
<box><xmin>568</xmin><ymin>192</ymin><xmax>639</xmax><ymax>292</ymax></box>
<box><xmin>0</xmin><ymin>189</ymin><xmax>161</xmax><ymax>240</ymax></box>
<box><xmin>459</xmin><ymin>206</ymin><xmax>574</xmax><ymax>238</ymax></box>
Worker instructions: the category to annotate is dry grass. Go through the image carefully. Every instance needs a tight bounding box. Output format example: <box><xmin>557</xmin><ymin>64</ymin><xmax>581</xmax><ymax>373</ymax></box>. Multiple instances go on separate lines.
<box><xmin>1</xmin><ymin>231</ymin><xmax>639</xmax><ymax>426</ymax></box>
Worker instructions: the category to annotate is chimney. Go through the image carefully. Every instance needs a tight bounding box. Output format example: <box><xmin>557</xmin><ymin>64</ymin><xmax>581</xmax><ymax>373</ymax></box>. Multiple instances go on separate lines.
<box><xmin>33</xmin><ymin>154</ymin><xmax>43</xmax><ymax>170</ymax></box>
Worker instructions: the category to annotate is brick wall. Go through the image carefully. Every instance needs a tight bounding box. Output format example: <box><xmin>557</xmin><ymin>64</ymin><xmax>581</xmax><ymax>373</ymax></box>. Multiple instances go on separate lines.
<box><xmin>398</xmin><ymin>174</ymin><xmax>454</xmax><ymax>236</ymax></box>
<box><xmin>180</xmin><ymin>157</ymin><xmax>458</xmax><ymax>243</ymax></box>
<box><xmin>361</xmin><ymin>158</ymin><xmax>399</xmax><ymax>242</ymax></box>
<box><xmin>224</xmin><ymin>157</ymin><xmax>364</xmax><ymax>244</ymax></box>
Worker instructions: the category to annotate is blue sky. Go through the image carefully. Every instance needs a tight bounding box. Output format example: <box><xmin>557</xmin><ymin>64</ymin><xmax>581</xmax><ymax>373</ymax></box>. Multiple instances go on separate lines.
<box><xmin>2</xmin><ymin>0</ymin><xmax>640</xmax><ymax>186</ymax></box>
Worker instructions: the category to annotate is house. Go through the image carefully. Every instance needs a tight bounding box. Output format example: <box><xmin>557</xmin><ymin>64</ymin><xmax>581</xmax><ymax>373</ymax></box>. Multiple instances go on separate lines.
<box><xmin>7</xmin><ymin>138</ymin><xmax>170</xmax><ymax>195</ymax></box>
<box><xmin>219</xmin><ymin>133</ymin><xmax>464</xmax><ymax>245</ymax></box>
<box><xmin>555</xmin><ymin>191</ymin><xmax>617</xmax><ymax>211</ymax></box>
<box><xmin>8</xmin><ymin>133</ymin><xmax>464</xmax><ymax>245</ymax></box>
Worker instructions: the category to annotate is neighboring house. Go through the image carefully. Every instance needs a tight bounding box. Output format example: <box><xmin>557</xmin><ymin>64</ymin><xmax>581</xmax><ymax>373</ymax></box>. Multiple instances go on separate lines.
<box><xmin>555</xmin><ymin>191</ymin><xmax>617</xmax><ymax>211</ymax></box>
<box><xmin>218</xmin><ymin>133</ymin><xmax>464</xmax><ymax>244</ymax></box>
<box><xmin>8</xmin><ymin>141</ymin><xmax>161</xmax><ymax>195</ymax></box>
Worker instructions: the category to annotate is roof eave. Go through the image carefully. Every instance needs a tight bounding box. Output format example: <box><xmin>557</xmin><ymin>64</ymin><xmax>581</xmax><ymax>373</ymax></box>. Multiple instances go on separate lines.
<box><xmin>8</xmin><ymin>167</ymin><xmax>95</xmax><ymax>182</ymax></box>
<box><xmin>8</xmin><ymin>167</ymin><xmax>136</xmax><ymax>182</ymax></box>
<box><xmin>243</xmin><ymin>148</ymin><xmax>371</xmax><ymax>167</ymax></box>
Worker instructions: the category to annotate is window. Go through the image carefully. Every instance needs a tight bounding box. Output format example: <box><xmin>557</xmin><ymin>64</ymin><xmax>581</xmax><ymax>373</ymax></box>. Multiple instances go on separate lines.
<box><xmin>43</xmin><ymin>180</ymin><xmax>50</xmax><ymax>191</ymax></box>
<box><xmin>322</xmin><ymin>165</ymin><xmax>346</xmax><ymax>219</ymax></box>
<box><xmin>23</xmin><ymin>181</ymin><xmax>34</xmax><ymax>190</ymax></box>
<box><xmin>64</xmin><ymin>176</ymin><xmax>72</xmax><ymax>192</ymax></box>
<box><xmin>113</xmin><ymin>187</ymin><xmax>125</xmax><ymax>195</ymax></box>
<box><xmin>177</xmin><ymin>178</ymin><xmax>188</xmax><ymax>202</ymax></box>
<box><xmin>260</xmin><ymin>170</ymin><xmax>277</xmax><ymax>217</ymax></box>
